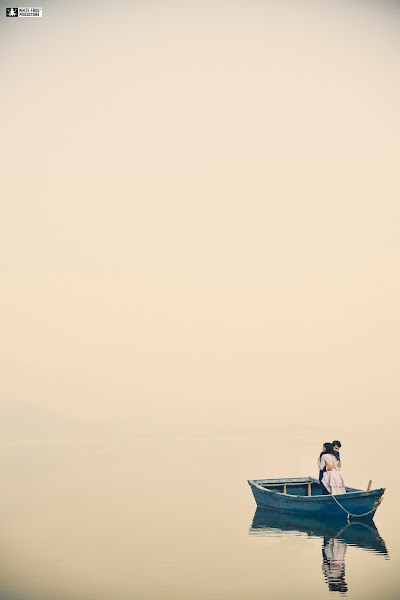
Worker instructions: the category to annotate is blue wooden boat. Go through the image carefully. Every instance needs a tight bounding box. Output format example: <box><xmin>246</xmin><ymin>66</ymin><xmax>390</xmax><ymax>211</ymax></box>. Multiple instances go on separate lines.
<box><xmin>248</xmin><ymin>477</ymin><xmax>385</xmax><ymax>520</ymax></box>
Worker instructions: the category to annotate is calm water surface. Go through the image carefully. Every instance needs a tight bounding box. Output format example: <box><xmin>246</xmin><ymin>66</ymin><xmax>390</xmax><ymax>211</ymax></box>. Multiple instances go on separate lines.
<box><xmin>0</xmin><ymin>435</ymin><xmax>398</xmax><ymax>599</ymax></box>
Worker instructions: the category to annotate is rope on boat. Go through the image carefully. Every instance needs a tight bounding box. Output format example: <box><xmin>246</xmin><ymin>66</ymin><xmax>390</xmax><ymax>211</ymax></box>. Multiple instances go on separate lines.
<box><xmin>331</xmin><ymin>493</ymin><xmax>383</xmax><ymax>523</ymax></box>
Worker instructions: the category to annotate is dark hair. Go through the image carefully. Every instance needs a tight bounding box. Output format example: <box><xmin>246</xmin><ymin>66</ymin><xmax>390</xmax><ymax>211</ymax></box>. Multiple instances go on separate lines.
<box><xmin>323</xmin><ymin>442</ymin><xmax>331</xmax><ymax>448</ymax></box>
<box><xmin>324</xmin><ymin>443</ymin><xmax>335</xmax><ymax>455</ymax></box>
<box><xmin>332</xmin><ymin>440</ymin><xmax>342</xmax><ymax>448</ymax></box>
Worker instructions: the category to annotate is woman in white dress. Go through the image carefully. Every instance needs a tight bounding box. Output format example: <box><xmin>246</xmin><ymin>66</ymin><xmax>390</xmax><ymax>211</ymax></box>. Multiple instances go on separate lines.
<box><xmin>318</xmin><ymin>443</ymin><xmax>346</xmax><ymax>495</ymax></box>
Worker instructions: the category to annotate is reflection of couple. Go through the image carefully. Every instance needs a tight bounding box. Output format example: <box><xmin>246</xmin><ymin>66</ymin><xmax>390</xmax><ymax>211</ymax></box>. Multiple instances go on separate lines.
<box><xmin>318</xmin><ymin>440</ymin><xmax>346</xmax><ymax>495</ymax></box>
<box><xmin>251</xmin><ymin>507</ymin><xmax>388</xmax><ymax>596</ymax></box>
<box><xmin>322</xmin><ymin>537</ymin><xmax>348</xmax><ymax>593</ymax></box>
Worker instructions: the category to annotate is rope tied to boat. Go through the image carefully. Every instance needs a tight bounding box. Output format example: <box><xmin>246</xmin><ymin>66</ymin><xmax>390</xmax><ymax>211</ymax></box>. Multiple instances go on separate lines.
<box><xmin>331</xmin><ymin>493</ymin><xmax>383</xmax><ymax>523</ymax></box>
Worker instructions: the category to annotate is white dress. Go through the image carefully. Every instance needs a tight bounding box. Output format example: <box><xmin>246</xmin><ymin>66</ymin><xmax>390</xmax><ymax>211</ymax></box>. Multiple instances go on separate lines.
<box><xmin>318</xmin><ymin>453</ymin><xmax>346</xmax><ymax>495</ymax></box>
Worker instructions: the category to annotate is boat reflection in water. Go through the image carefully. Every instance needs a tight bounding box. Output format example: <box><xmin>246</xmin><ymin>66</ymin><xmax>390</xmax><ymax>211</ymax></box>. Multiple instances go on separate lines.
<box><xmin>250</xmin><ymin>508</ymin><xmax>388</xmax><ymax>594</ymax></box>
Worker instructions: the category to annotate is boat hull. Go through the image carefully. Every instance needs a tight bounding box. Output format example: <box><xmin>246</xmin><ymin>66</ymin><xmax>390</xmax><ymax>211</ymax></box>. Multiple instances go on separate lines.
<box><xmin>248</xmin><ymin>478</ymin><xmax>385</xmax><ymax>520</ymax></box>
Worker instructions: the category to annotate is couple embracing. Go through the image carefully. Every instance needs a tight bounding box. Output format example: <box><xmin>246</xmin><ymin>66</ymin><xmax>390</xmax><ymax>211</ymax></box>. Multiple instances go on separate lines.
<box><xmin>318</xmin><ymin>440</ymin><xmax>345</xmax><ymax>495</ymax></box>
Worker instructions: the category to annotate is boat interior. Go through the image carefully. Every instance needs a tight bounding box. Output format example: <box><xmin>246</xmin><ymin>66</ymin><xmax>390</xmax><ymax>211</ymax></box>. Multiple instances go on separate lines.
<box><xmin>256</xmin><ymin>478</ymin><xmax>360</xmax><ymax>496</ymax></box>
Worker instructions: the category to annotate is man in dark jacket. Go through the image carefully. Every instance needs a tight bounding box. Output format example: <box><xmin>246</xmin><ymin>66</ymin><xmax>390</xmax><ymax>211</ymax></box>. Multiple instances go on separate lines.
<box><xmin>332</xmin><ymin>440</ymin><xmax>342</xmax><ymax>467</ymax></box>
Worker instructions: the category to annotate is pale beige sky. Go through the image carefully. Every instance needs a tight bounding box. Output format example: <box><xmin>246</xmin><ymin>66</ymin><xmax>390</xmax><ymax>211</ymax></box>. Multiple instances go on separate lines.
<box><xmin>1</xmin><ymin>0</ymin><xmax>400</xmax><ymax>440</ymax></box>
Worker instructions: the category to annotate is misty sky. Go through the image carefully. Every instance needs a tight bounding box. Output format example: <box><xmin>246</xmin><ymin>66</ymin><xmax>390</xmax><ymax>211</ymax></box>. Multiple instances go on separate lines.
<box><xmin>1</xmin><ymin>0</ymin><xmax>400</xmax><ymax>441</ymax></box>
